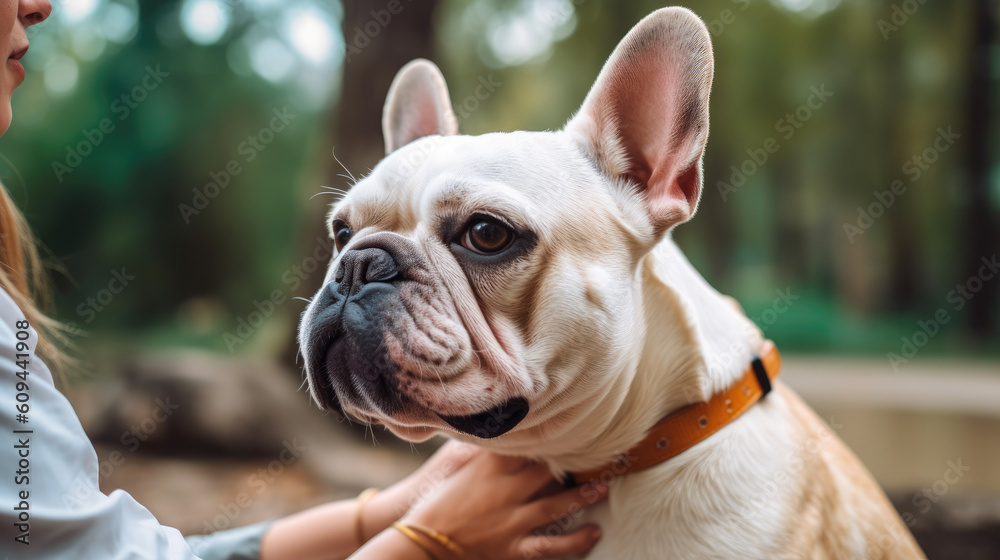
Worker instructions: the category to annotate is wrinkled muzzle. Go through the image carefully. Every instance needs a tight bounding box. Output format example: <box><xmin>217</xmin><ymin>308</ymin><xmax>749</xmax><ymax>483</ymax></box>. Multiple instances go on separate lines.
<box><xmin>301</xmin><ymin>233</ymin><xmax>528</xmax><ymax>438</ymax></box>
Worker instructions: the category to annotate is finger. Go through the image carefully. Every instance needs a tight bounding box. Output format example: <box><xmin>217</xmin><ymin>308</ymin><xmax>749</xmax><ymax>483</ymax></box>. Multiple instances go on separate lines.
<box><xmin>506</xmin><ymin>461</ymin><xmax>559</xmax><ymax>501</ymax></box>
<box><xmin>518</xmin><ymin>524</ymin><xmax>602</xmax><ymax>559</ymax></box>
<box><xmin>426</xmin><ymin>440</ymin><xmax>482</xmax><ymax>474</ymax></box>
<box><xmin>486</xmin><ymin>451</ymin><xmax>535</xmax><ymax>474</ymax></box>
<box><xmin>516</xmin><ymin>483</ymin><xmax>609</xmax><ymax>528</ymax></box>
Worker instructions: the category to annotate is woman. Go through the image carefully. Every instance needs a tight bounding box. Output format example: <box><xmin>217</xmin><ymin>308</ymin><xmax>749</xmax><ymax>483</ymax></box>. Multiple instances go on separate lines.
<box><xmin>0</xmin><ymin>1</ymin><xmax>606</xmax><ymax>558</ymax></box>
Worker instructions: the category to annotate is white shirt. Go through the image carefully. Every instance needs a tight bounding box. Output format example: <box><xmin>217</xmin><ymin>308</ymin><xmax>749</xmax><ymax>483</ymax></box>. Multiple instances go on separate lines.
<box><xmin>0</xmin><ymin>288</ymin><xmax>268</xmax><ymax>559</ymax></box>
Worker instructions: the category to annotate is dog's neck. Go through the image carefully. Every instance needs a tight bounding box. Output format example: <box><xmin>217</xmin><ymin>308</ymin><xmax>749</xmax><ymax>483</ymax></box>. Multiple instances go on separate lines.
<box><xmin>640</xmin><ymin>237</ymin><xmax>762</xmax><ymax>405</ymax></box>
<box><xmin>539</xmin><ymin>236</ymin><xmax>761</xmax><ymax>473</ymax></box>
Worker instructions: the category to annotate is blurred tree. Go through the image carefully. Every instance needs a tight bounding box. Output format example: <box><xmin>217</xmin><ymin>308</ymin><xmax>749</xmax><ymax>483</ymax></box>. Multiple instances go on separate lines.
<box><xmin>884</xmin><ymin>4</ymin><xmax>920</xmax><ymax>313</ymax></box>
<box><xmin>962</xmin><ymin>0</ymin><xmax>998</xmax><ymax>338</ymax></box>
<box><xmin>1</xmin><ymin>0</ymin><xmax>992</xmax><ymax>359</ymax></box>
<box><xmin>334</xmin><ymin>0</ymin><xmax>439</xmax><ymax>171</ymax></box>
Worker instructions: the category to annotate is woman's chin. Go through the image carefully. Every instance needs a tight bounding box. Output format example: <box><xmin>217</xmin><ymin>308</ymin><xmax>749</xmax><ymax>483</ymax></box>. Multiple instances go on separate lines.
<box><xmin>0</xmin><ymin>98</ymin><xmax>11</xmax><ymax>136</ymax></box>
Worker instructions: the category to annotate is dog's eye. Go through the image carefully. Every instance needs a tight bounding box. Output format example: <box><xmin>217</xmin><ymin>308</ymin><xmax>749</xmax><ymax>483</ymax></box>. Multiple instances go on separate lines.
<box><xmin>333</xmin><ymin>221</ymin><xmax>352</xmax><ymax>251</ymax></box>
<box><xmin>462</xmin><ymin>218</ymin><xmax>514</xmax><ymax>255</ymax></box>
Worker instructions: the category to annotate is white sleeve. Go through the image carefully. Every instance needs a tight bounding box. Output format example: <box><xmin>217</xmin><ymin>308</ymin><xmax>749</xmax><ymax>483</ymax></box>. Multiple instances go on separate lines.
<box><xmin>0</xmin><ymin>289</ymin><xmax>204</xmax><ymax>559</ymax></box>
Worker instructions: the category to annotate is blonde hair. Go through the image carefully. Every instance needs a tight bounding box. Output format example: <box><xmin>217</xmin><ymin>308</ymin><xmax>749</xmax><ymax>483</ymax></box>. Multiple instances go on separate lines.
<box><xmin>0</xmin><ymin>184</ymin><xmax>67</xmax><ymax>373</ymax></box>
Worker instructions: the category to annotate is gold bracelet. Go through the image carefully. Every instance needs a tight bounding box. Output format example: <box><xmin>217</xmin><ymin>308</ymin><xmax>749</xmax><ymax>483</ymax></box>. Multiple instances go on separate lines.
<box><xmin>393</xmin><ymin>523</ymin><xmax>440</xmax><ymax>560</ymax></box>
<box><xmin>406</xmin><ymin>523</ymin><xmax>465</xmax><ymax>556</ymax></box>
<box><xmin>354</xmin><ymin>487</ymin><xmax>380</xmax><ymax>547</ymax></box>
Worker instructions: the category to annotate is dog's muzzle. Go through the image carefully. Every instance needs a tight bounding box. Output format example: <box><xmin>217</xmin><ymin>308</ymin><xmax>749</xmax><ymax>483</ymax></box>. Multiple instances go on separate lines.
<box><xmin>303</xmin><ymin>237</ymin><xmax>529</xmax><ymax>438</ymax></box>
<box><xmin>304</xmin><ymin>245</ymin><xmax>408</xmax><ymax>414</ymax></box>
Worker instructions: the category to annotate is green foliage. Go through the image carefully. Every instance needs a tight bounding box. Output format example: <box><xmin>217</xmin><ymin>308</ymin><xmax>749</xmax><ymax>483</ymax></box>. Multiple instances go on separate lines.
<box><xmin>438</xmin><ymin>0</ymin><xmax>999</xmax><ymax>356</ymax></box>
<box><xmin>1</xmin><ymin>0</ymin><xmax>335</xmax><ymax>351</ymax></box>
<box><xmin>1</xmin><ymin>0</ymin><xmax>996</xmax><ymax>357</ymax></box>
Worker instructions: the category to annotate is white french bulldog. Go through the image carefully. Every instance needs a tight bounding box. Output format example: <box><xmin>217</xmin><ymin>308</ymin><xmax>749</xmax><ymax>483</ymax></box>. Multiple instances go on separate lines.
<box><xmin>300</xmin><ymin>7</ymin><xmax>924</xmax><ymax>559</ymax></box>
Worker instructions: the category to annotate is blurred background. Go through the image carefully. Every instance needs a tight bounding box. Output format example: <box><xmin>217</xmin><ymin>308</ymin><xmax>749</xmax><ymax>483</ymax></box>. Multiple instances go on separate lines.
<box><xmin>2</xmin><ymin>0</ymin><xmax>998</xmax><ymax>557</ymax></box>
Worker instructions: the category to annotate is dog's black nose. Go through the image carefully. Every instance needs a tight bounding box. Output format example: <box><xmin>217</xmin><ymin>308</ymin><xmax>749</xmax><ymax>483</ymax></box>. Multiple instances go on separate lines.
<box><xmin>334</xmin><ymin>247</ymin><xmax>400</xmax><ymax>296</ymax></box>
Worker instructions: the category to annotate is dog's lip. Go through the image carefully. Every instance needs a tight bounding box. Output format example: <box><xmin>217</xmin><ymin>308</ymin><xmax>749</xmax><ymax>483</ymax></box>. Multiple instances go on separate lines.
<box><xmin>437</xmin><ymin>397</ymin><xmax>529</xmax><ymax>439</ymax></box>
<box><xmin>307</xmin><ymin>331</ymin><xmax>345</xmax><ymax>412</ymax></box>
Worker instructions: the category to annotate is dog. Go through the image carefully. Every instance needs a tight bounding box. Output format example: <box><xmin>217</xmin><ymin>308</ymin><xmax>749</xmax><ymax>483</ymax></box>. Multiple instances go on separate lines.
<box><xmin>299</xmin><ymin>7</ymin><xmax>925</xmax><ymax>559</ymax></box>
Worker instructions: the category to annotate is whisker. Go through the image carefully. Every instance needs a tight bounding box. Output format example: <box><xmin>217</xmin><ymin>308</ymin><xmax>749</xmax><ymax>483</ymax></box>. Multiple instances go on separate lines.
<box><xmin>331</xmin><ymin>147</ymin><xmax>357</xmax><ymax>184</ymax></box>
<box><xmin>321</xmin><ymin>185</ymin><xmax>350</xmax><ymax>195</ymax></box>
<box><xmin>311</xmin><ymin>191</ymin><xmax>346</xmax><ymax>200</ymax></box>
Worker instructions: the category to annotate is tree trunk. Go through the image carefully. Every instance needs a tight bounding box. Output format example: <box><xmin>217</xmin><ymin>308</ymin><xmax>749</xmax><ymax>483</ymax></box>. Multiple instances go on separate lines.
<box><xmin>885</xmin><ymin>19</ymin><xmax>920</xmax><ymax>313</ymax></box>
<box><xmin>332</xmin><ymin>0</ymin><xmax>439</xmax><ymax>173</ymax></box>
<box><xmin>962</xmin><ymin>0</ymin><xmax>998</xmax><ymax>338</ymax></box>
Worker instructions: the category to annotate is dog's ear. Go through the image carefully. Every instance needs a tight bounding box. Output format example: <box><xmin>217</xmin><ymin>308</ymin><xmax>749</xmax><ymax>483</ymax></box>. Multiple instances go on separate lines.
<box><xmin>382</xmin><ymin>59</ymin><xmax>458</xmax><ymax>154</ymax></box>
<box><xmin>565</xmin><ymin>7</ymin><xmax>714</xmax><ymax>234</ymax></box>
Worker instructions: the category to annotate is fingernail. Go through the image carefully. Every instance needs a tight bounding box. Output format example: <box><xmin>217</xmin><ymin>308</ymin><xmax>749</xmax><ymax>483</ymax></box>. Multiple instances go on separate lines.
<box><xmin>589</xmin><ymin>527</ymin><xmax>602</xmax><ymax>540</ymax></box>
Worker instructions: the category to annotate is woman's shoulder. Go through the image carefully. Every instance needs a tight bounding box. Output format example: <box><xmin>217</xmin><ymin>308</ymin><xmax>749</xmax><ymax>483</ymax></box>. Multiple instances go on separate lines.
<box><xmin>0</xmin><ymin>287</ymin><xmax>49</xmax><ymax>389</ymax></box>
<box><xmin>0</xmin><ymin>287</ymin><xmax>35</xmax><ymax>344</ymax></box>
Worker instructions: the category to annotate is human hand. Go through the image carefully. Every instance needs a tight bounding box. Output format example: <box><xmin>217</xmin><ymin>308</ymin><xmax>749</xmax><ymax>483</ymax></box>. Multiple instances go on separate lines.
<box><xmin>396</xmin><ymin>451</ymin><xmax>607</xmax><ymax>559</ymax></box>
<box><xmin>261</xmin><ymin>440</ymin><xmax>486</xmax><ymax>560</ymax></box>
<box><xmin>359</xmin><ymin>440</ymin><xmax>484</xmax><ymax>541</ymax></box>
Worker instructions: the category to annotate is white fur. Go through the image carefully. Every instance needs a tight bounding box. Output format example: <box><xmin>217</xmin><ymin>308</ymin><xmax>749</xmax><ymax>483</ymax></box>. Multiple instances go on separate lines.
<box><xmin>305</xmin><ymin>122</ymin><xmax>799</xmax><ymax>560</ymax></box>
<box><xmin>299</xmin><ymin>7</ymin><xmax>919</xmax><ymax>559</ymax></box>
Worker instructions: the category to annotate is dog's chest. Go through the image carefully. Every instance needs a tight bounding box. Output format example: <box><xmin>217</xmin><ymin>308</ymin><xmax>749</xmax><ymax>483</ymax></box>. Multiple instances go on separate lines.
<box><xmin>558</xmin><ymin>479</ymin><xmax>784</xmax><ymax>560</ymax></box>
<box><xmin>550</xmin><ymin>403</ymin><xmax>801</xmax><ymax>559</ymax></box>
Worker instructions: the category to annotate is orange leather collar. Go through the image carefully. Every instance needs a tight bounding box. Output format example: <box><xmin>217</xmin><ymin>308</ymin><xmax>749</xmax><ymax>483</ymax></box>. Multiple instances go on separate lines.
<box><xmin>566</xmin><ymin>341</ymin><xmax>782</xmax><ymax>486</ymax></box>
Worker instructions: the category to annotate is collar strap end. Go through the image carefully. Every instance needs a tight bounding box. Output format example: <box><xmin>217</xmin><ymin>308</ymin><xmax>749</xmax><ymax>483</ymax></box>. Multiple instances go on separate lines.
<box><xmin>751</xmin><ymin>356</ymin><xmax>772</xmax><ymax>398</ymax></box>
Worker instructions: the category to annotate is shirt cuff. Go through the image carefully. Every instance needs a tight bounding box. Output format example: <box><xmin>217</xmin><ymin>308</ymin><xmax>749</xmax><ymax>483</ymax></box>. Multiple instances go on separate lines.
<box><xmin>185</xmin><ymin>520</ymin><xmax>275</xmax><ymax>560</ymax></box>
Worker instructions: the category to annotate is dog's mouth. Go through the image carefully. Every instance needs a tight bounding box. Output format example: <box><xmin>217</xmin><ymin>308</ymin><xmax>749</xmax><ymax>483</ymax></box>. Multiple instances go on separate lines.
<box><xmin>437</xmin><ymin>397</ymin><xmax>529</xmax><ymax>439</ymax></box>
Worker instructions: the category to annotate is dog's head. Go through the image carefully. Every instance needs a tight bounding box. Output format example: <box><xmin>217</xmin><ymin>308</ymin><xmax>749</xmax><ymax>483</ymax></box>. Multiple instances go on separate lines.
<box><xmin>299</xmin><ymin>8</ymin><xmax>714</xmax><ymax>446</ymax></box>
